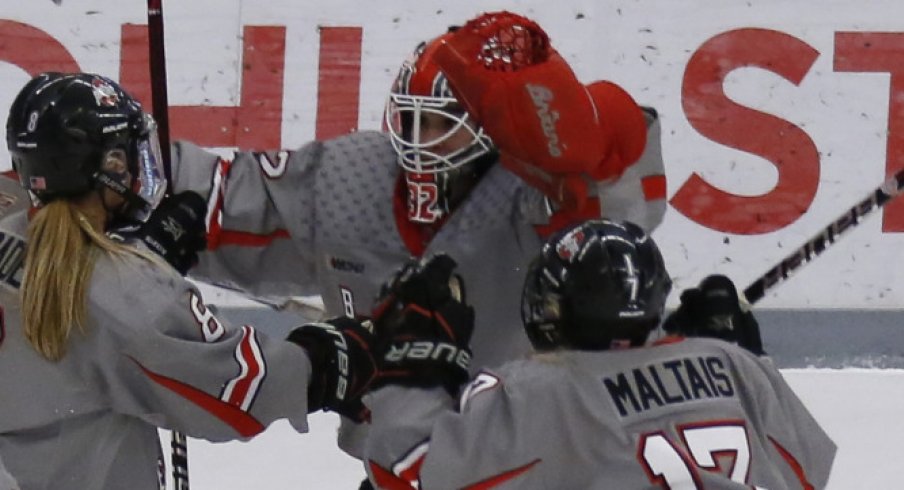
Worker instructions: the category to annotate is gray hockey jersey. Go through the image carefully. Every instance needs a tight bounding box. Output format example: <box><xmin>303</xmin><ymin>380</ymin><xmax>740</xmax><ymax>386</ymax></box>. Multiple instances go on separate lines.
<box><xmin>363</xmin><ymin>337</ymin><xmax>836</xmax><ymax>489</ymax></box>
<box><xmin>0</xmin><ymin>211</ymin><xmax>313</xmax><ymax>490</ymax></box>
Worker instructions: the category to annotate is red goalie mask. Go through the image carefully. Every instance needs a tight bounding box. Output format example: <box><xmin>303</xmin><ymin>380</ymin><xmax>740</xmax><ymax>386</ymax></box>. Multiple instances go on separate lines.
<box><xmin>386</xmin><ymin>32</ymin><xmax>495</xmax><ymax>223</ymax></box>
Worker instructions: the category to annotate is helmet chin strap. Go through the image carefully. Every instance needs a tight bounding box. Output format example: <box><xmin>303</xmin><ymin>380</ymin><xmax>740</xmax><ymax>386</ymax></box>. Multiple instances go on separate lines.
<box><xmin>93</xmin><ymin>187</ymin><xmax>124</xmax><ymax>228</ymax></box>
<box><xmin>94</xmin><ymin>170</ymin><xmax>148</xmax><ymax>225</ymax></box>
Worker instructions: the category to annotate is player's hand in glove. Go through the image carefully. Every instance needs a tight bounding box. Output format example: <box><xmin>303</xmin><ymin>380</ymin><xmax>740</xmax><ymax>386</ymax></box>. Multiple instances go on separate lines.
<box><xmin>370</xmin><ymin>254</ymin><xmax>475</xmax><ymax>397</ymax></box>
<box><xmin>112</xmin><ymin>191</ymin><xmax>208</xmax><ymax>275</ymax></box>
<box><xmin>287</xmin><ymin>317</ymin><xmax>378</xmax><ymax>422</ymax></box>
<box><xmin>662</xmin><ymin>275</ymin><xmax>766</xmax><ymax>355</ymax></box>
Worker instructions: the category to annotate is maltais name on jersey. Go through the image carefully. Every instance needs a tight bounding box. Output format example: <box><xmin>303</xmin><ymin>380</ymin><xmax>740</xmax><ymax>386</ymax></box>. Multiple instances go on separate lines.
<box><xmin>603</xmin><ymin>355</ymin><xmax>736</xmax><ymax>417</ymax></box>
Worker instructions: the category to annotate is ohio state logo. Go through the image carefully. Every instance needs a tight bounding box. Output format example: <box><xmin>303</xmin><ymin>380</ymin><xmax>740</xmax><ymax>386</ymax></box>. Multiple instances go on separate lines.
<box><xmin>555</xmin><ymin>228</ymin><xmax>585</xmax><ymax>261</ymax></box>
<box><xmin>90</xmin><ymin>77</ymin><xmax>119</xmax><ymax>107</ymax></box>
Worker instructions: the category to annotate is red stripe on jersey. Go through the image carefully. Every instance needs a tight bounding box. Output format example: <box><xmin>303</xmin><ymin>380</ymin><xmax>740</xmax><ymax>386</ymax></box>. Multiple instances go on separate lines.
<box><xmin>132</xmin><ymin>359</ymin><xmax>265</xmax><ymax>437</ymax></box>
<box><xmin>397</xmin><ymin>456</ymin><xmax>425</xmax><ymax>484</ymax></box>
<box><xmin>369</xmin><ymin>458</ymin><xmax>541</xmax><ymax>489</ymax></box>
<box><xmin>216</xmin><ymin>228</ymin><xmax>291</xmax><ymax>247</ymax></box>
<box><xmin>368</xmin><ymin>461</ymin><xmax>416</xmax><ymax>490</ymax></box>
<box><xmin>652</xmin><ymin>335</ymin><xmax>686</xmax><ymax>346</ymax></box>
<box><xmin>222</xmin><ymin>326</ymin><xmax>267</xmax><ymax>411</ymax></box>
<box><xmin>205</xmin><ymin>158</ymin><xmax>230</xmax><ymax>250</ymax></box>
<box><xmin>205</xmin><ymin>156</ymin><xmax>292</xmax><ymax>249</ymax></box>
<box><xmin>391</xmin><ymin>441</ymin><xmax>429</xmax><ymax>484</ymax></box>
<box><xmin>641</xmin><ymin>174</ymin><xmax>667</xmax><ymax>201</ymax></box>
<box><xmin>462</xmin><ymin>459</ymin><xmax>541</xmax><ymax>489</ymax></box>
<box><xmin>769</xmin><ymin>436</ymin><xmax>816</xmax><ymax>490</ymax></box>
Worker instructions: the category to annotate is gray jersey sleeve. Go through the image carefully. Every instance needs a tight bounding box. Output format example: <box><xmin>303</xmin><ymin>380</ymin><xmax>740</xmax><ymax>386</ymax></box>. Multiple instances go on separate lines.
<box><xmin>170</xmin><ymin>139</ymin><xmax>322</xmax><ymax>297</ymax></box>
<box><xmin>77</xmin><ymin>254</ymin><xmax>313</xmax><ymax>441</ymax></box>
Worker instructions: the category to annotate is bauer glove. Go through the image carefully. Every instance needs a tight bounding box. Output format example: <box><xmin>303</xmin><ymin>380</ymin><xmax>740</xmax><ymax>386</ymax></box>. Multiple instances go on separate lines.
<box><xmin>287</xmin><ymin>317</ymin><xmax>378</xmax><ymax>422</ymax></box>
<box><xmin>371</xmin><ymin>254</ymin><xmax>475</xmax><ymax>397</ymax></box>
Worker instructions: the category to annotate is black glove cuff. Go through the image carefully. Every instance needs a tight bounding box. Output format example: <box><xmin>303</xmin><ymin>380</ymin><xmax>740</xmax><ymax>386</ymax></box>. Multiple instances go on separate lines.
<box><xmin>286</xmin><ymin>328</ymin><xmax>331</xmax><ymax>413</ymax></box>
<box><xmin>287</xmin><ymin>318</ymin><xmax>377</xmax><ymax>420</ymax></box>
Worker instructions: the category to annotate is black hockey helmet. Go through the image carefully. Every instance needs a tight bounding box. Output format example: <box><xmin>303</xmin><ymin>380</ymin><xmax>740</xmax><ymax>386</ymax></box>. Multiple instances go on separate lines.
<box><xmin>6</xmin><ymin>72</ymin><xmax>166</xmax><ymax>222</ymax></box>
<box><xmin>521</xmin><ymin>219</ymin><xmax>672</xmax><ymax>351</ymax></box>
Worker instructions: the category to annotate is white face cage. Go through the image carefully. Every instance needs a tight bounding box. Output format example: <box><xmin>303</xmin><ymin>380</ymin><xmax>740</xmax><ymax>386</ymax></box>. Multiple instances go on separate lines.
<box><xmin>385</xmin><ymin>92</ymin><xmax>494</xmax><ymax>174</ymax></box>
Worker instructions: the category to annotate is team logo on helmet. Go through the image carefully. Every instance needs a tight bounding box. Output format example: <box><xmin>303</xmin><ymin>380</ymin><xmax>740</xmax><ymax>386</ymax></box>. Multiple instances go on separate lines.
<box><xmin>555</xmin><ymin>228</ymin><xmax>586</xmax><ymax>262</ymax></box>
<box><xmin>90</xmin><ymin>77</ymin><xmax>120</xmax><ymax>107</ymax></box>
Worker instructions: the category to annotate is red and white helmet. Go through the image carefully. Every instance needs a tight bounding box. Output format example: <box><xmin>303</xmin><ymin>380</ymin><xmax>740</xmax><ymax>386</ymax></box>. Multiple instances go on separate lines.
<box><xmin>386</xmin><ymin>32</ymin><xmax>495</xmax><ymax>223</ymax></box>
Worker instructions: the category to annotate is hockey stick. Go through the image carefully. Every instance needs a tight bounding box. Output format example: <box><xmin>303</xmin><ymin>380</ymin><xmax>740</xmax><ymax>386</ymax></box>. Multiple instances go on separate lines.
<box><xmin>148</xmin><ymin>0</ymin><xmax>173</xmax><ymax>188</ymax></box>
<box><xmin>146</xmin><ymin>1</ymin><xmax>188</xmax><ymax>489</ymax></box>
<box><xmin>742</xmin><ymin>167</ymin><xmax>904</xmax><ymax>304</ymax></box>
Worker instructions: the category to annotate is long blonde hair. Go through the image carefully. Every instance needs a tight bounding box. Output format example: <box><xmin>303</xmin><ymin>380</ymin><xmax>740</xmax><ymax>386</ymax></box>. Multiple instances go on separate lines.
<box><xmin>21</xmin><ymin>200</ymin><xmax>148</xmax><ymax>361</ymax></box>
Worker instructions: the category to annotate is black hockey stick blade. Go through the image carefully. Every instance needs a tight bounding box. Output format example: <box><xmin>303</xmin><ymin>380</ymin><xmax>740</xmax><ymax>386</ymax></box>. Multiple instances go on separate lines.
<box><xmin>742</xmin><ymin>166</ymin><xmax>904</xmax><ymax>304</ymax></box>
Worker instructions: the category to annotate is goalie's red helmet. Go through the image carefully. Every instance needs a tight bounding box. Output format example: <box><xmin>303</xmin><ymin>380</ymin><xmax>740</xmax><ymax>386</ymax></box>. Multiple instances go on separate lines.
<box><xmin>386</xmin><ymin>31</ymin><xmax>494</xmax><ymax>175</ymax></box>
<box><xmin>6</xmin><ymin>72</ymin><xmax>167</xmax><ymax>222</ymax></box>
<box><xmin>386</xmin><ymin>32</ymin><xmax>495</xmax><ymax>223</ymax></box>
<box><xmin>521</xmin><ymin>219</ymin><xmax>672</xmax><ymax>351</ymax></box>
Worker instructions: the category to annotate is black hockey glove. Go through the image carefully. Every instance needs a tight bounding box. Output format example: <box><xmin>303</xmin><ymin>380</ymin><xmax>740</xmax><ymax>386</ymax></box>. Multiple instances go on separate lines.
<box><xmin>370</xmin><ymin>254</ymin><xmax>475</xmax><ymax>397</ymax></box>
<box><xmin>115</xmin><ymin>191</ymin><xmax>208</xmax><ymax>275</ymax></box>
<box><xmin>287</xmin><ymin>317</ymin><xmax>378</xmax><ymax>422</ymax></box>
<box><xmin>662</xmin><ymin>274</ymin><xmax>765</xmax><ymax>355</ymax></box>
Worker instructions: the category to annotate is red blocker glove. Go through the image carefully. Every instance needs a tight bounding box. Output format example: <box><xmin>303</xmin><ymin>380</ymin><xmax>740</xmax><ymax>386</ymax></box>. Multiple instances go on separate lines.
<box><xmin>433</xmin><ymin>11</ymin><xmax>647</xmax><ymax>210</ymax></box>
<box><xmin>287</xmin><ymin>317</ymin><xmax>378</xmax><ymax>422</ymax></box>
<box><xmin>371</xmin><ymin>254</ymin><xmax>475</xmax><ymax>397</ymax></box>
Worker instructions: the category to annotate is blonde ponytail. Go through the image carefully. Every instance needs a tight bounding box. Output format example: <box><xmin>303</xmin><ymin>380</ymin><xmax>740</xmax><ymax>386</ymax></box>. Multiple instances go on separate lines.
<box><xmin>21</xmin><ymin>200</ymin><xmax>155</xmax><ymax>361</ymax></box>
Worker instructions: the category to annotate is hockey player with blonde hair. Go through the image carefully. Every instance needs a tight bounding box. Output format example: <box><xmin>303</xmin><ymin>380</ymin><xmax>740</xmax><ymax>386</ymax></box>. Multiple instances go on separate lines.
<box><xmin>0</xmin><ymin>72</ymin><xmax>377</xmax><ymax>489</ymax></box>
